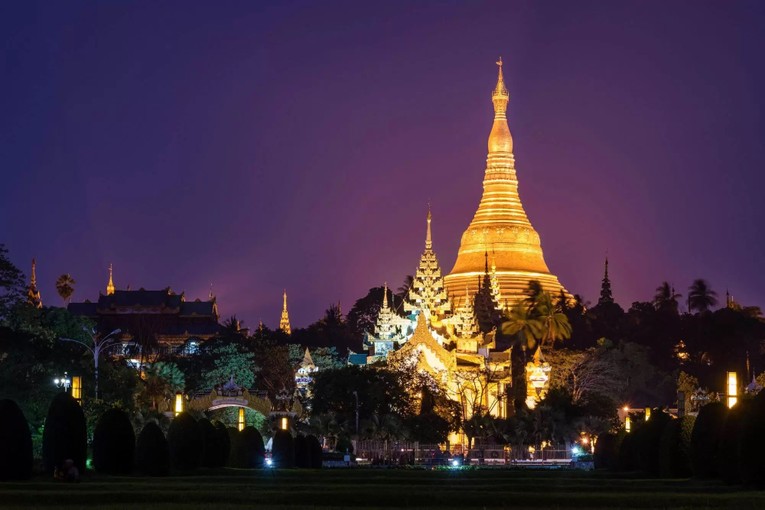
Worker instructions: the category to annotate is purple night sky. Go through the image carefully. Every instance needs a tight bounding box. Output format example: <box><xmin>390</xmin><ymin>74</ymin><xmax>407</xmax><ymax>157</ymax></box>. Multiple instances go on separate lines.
<box><xmin>2</xmin><ymin>1</ymin><xmax>764</xmax><ymax>327</ymax></box>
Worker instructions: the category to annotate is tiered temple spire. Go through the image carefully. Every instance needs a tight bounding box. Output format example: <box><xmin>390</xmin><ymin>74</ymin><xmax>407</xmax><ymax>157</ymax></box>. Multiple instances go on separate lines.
<box><xmin>444</xmin><ymin>58</ymin><xmax>569</xmax><ymax>305</ymax></box>
<box><xmin>106</xmin><ymin>264</ymin><xmax>115</xmax><ymax>296</ymax></box>
<box><xmin>27</xmin><ymin>258</ymin><xmax>42</xmax><ymax>308</ymax></box>
<box><xmin>598</xmin><ymin>257</ymin><xmax>613</xmax><ymax>306</ymax></box>
<box><xmin>279</xmin><ymin>290</ymin><xmax>292</xmax><ymax>334</ymax></box>
<box><xmin>404</xmin><ymin>208</ymin><xmax>452</xmax><ymax>324</ymax></box>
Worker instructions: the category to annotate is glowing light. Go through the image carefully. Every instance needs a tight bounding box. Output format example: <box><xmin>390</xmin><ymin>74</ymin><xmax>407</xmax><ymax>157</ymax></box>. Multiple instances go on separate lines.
<box><xmin>622</xmin><ymin>405</ymin><xmax>629</xmax><ymax>412</ymax></box>
<box><xmin>238</xmin><ymin>407</ymin><xmax>245</xmax><ymax>431</ymax></box>
<box><xmin>571</xmin><ymin>446</ymin><xmax>581</xmax><ymax>456</ymax></box>
<box><xmin>625</xmin><ymin>416</ymin><xmax>631</xmax><ymax>433</ymax></box>
<box><xmin>174</xmin><ymin>392</ymin><xmax>183</xmax><ymax>416</ymax></box>
<box><xmin>581</xmin><ymin>436</ymin><xmax>589</xmax><ymax>445</ymax></box>
<box><xmin>71</xmin><ymin>376</ymin><xmax>82</xmax><ymax>403</ymax></box>
<box><xmin>280</xmin><ymin>417</ymin><xmax>288</xmax><ymax>431</ymax></box>
<box><xmin>645</xmin><ymin>408</ymin><xmax>651</xmax><ymax>421</ymax></box>
<box><xmin>265</xmin><ymin>457</ymin><xmax>273</xmax><ymax>468</ymax></box>
<box><xmin>727</xmin><ymin>372</ymin><xmax>738</xmax><ymax>409</ymax></box>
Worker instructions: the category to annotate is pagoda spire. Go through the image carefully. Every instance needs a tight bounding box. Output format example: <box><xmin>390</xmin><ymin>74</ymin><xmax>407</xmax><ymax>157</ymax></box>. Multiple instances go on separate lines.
<box><xmin>280</xmin><ymin>289</ymin><xmax>292</xmax><ymax>334</ymax></box>
<box><xmin>383</xmin><ymin>281</ymin><xmax>389</xmax><ymax>309</ymax></box>
<box><xmin>425</xmin><ymin>205</ymin><xmax>433</xmax><ymax>250</ymax></box>
<box><xmin>445</xmin><ymin>59</ymin><xmax>569</xmax><ymax>306</ymax></box>
<box><xmin>27</xmin><ymin>258</ymin><xmax>42</xmax><ymax>308</ymax></box>
<box><xmin>598</xmin><ymin>256</ymin><xmax>613</xmax><ymax>306</ymax></box>
<box><xmin>106</xmin><ymin>264</ymin><xmax>115</xmax><ymax>295</ymax></box>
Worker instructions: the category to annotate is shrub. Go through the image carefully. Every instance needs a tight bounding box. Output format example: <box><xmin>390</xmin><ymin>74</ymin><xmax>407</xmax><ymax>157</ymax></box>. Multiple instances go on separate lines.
<box><xmin>238</xmin><ymin>426</ymin><xmax>265</xmax><ymax>468</ymax></box>
<box><xmin>272</xmin><ymin>430</ymin><xmax>294</xmax><ymax>468</ymax></box>
<box><xmin>42</xmin><ymin>392</ymin><xmax>87</xmax><ymax>474</ymax></box>
<box><xmin>690</xmin><ymin>401</ymin><xmax>727</xmax><ymax>478</ymax></box>
<box><xmin>92</xmin><ymin>408</ymin><xmax>135</xmax><ymax>474</ymax></box>
<box><xmin>594</xmin><ymin>432</ymin><xmax>623</xmax><ymax>471</ymax></box>
<box><xmin>294</xmin><ymin>435</ymin><xmax>310</xmax><ymax>468</ymax></box>
<box><xmin>617</xmin><ymin>425</ymin><xmax>639</xmax><ymax>472</ymax></box>
<box><xmin>739</xmin><ymin>391</ymin><xmax>765</xmax><ymax>487</ymax></box>
<box><xmin>335</xmin><ymin>436</ymin><xmax>354</xmax><ymax>454</ymax></box>
<box><xmin>227</xmin><ymin>427</ymin><xmax>242</xmax><ymax>467</ymax></box>
<box><xmin>716</xmin><ymin>400</ymin><xmax>751</xmax><ymax>484</ymax></box>
<box><xmin>213</xmin><ymin>421</ymin><xmax>231</xmax><ymax>467</ymax></box>
<box><xmin>199</xmin><ymin>419</ymin><xmax>218</xmax><ymax>468</ymax></box>
<box><xmin>135</xmin><ymin>422</ymin><xmax>169</xmax><ymax>476</ymax></box>
<box><xmin>307</xmin><ymin>435</ymin><xmax>323</xmax><ymax>469</ymax></box>
<box><xmin>167</xmin><ymin>412</ymin><xmax>203</xmax><ymax>471</ymax></box>
<box><xmin>635</xmin><ymin>409</ymin><xmax>671</xmax><ymax>476</ymax></box>
<box><xmin>659</xmin><ymin>415</ymin><xmax>695</xmax><ymax>478</ymax></box>
<box><xmin>0</xmin><ymin>399</ymin><xmax>33</xmax><ymax>480</ymax></box>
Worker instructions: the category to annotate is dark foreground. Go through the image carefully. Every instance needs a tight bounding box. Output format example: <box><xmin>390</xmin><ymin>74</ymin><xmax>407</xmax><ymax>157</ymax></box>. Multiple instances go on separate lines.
<box><xmin>2</xmin><ymin>468</ymin><xmax>764</xmax><ymax>509</ymax></box>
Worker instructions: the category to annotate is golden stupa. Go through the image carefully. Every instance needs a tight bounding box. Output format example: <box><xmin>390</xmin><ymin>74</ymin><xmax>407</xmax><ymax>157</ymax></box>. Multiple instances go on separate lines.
<box><xmin>444</xmin><ymin>59</ymin><xmax>569</xmax><ymax>305</ymax></box>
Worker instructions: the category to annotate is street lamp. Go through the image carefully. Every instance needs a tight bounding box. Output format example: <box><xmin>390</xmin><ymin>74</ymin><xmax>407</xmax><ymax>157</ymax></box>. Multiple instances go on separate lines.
<box><xmin>60</xmin><ymin>328</ymin><xmax>121</xmax><ymax>400</ymax></box>
<box><xmin>53</xmin><ymin>372</ymin><xmax>71</xmax><ymax>392</ymax></box>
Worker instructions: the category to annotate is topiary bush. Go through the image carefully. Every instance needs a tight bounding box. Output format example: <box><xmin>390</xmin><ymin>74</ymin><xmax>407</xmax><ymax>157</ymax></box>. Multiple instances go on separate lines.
<box><xmin>594</xmin><ymin>431</ymin><xmax>623</xmax><ymax>471</ymax></box>
<box><xmin>42</xmin><ymin>392</ymin><xmax>87</xmax><ymax>474</ymax></box>
<box><xmin>635</xmin><ymin>409</ymin><xmax>671</xmax><ymax>476</ymax></box>
<box><xmin>690</xmin><ymin>401</ymin><xmax>727</xmax><ymax>478</ymax></box>
<box><xmin>294</xmin><ymin>435</ymin><xmax>310</xmax><ymax>468</ymax></box>
<box><xmin>226</xmin><ymin>427</ymin><xmax>242</xmax><ymax>468</ymax></box>
<box><xmin>716</xmin><ymin>400</ymin><xmax>751</xmax><ymax>484</ymax></box>
<box><xmin>199</xmin><ymin>419</ymin><xmax>218</xmax><ymax>468</ymax></box>
<box><xmin>307</xmin><ymin>435</ymin><xmax>323</xmax><ymax>469</ymax></box>
<box><xmin>739</xmin><ymin>390</ymin><xmax>765</xmax><ymax>487</ymax></box>
<box><xmin>135</xmin><ymin>422</ymin><xmax>169</xmax><ymax>476</ymax></box>
<box><xmin>238</xmin><ymin>426</ymin><xmax>265</xmax><ymax>468</ymax></box>
<box><xmin>167</xmin><ymin>412</ymin><xmax>203</xmax><ymax>471</ymax></box>
<box><xmin>92</xmin><ymin>408</ymin><xmax>135</xmax><ymax>475</ymax></box>
<box><xmin>659</xmin><ymin>415</ymin><xmax>695</xmax><ymax>478</ymax></box>
<box><xmin>272</xmin><ymin>429</ymin><xmax>294</xmax><ymax>468</ymax></box>
<box><xmin>0</xmin><ymin>399</ymin><xmax>33</xmax><ymax>480</ymax></box>
<box><xmin>211</xmin><ymin>421</ymin><xmax>231</xmax><ymax>468</ymax></box>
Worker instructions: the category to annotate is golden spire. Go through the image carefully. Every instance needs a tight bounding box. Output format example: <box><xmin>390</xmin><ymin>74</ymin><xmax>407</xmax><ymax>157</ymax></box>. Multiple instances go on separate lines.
<box><xmin>280</xmin><ymin>289</ymin><xmax>291</xmax><ymax>335</ymax></box>
<box><xmin>383</xmin><ymin>281</ymin><xmax>389</xmax><ymax>308</ymax></box>
<box><xmin>425</xmin><ymin>205</ymin><xmax>432</xmax><ymax>250</ymax></box>
<box><xmin>27</xmin><ymin>259</ymin><xmax>42</xmax><ymax>308</ymax></box>
<box><xmin>445</xmin><ymin>59</ymin><xmax>569</xmax><ymax>306</ymax></box>
<box><xmin>106</xmin><ymin>263</ymin><xmax>115</xmax><ymax>295</ymax></box>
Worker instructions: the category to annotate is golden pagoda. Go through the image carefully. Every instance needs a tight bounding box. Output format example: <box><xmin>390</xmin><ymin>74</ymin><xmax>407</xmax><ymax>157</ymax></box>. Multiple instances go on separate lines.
<box><xmin>444</xmin><ymin>58</ymin><xmax>569</xmax><ymax>305</ymax></box>
<box><xmin>279</xmin><ymin>289</ymin><xmax>292</xmax><ymax>334</ymax></box>
<box><xmin>106</xmin><ymin>263</ymin><xmax>115</xmax><ymax>296</ymax></box>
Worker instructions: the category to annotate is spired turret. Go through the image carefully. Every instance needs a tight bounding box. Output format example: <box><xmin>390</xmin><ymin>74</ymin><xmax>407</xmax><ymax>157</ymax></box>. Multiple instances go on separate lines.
<box><xmin>444</xmin><ymin>59</ymin><xmax>570</xmax><ymax>305</ymax></box>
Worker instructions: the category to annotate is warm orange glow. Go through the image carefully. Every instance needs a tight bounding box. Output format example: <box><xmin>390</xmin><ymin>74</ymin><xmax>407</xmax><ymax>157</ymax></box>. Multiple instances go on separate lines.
<box><xmin>645</xmin><ymin>407</ymin><xmax>651</xmax><ymax>421</ymax></box>
<box><xmin>174</xmin><ymin>392</ymin><xmax>183</xmax><ymax>416</ymax></box>
<box><xmin>238</xmin><ymin>407</ymin><xmax>245</xmax><ymax>431</ymax></box>
<box><xmin>727</xmin><ymin>371</ymin><xmax>738</xmax><ymax>408</ymax></box>
<box><xmin>71</xmin><ymin>376</ymin><xmax>82</xmax><ymax>403</ymax></box>
<box><xmin>623</xmin><ymin>405</ymin><xmax>629</xmax><ymax>412</ymax></box>
<box><xmin>280</xmin><ymin>417</ymin><xmax>288</xmax><ymax>431</ymax></box>
<box><xmin>625</xmin><ymin>416</ymin><xmax>631</xmax><ymax>433</ymax></box>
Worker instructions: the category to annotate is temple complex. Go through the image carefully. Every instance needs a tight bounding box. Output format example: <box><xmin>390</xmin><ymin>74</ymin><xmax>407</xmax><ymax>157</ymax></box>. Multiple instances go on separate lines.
<box><xmin>444</xmin><ymin>58</ymin><xmax>569</xmax><ymax>305</ymax></box>
<box><xmin>280</xmin><ymin>290</ymin><xmax>292</xmax><ymax>334</ymax></box>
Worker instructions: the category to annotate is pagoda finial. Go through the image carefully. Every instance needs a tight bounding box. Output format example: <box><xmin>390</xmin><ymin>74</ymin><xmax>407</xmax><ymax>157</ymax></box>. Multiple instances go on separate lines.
<box><xmin>31</xmin><ymin>258</ymin><xmax>37</xmax><ymax>287</ymax></box>
<box><xmin>425</xmin><ymin>206</ymin><xmax>433</xmax><ymax>250</ymax></box>
<box><xmin>280</xmin><ymin>289</ymin><xmax>291</xmax><ymax>334</ymax></box>
<box><xmin>492</xmin><ymin>56</ymin><xmax>509</xmax><ymax>110</ymax></box>
<box><xmin>106</xmin><ymin>263</ymin><xmax>115</xmax><ymax>295</ymax></box>
<box><xmin>27</xmin><ymin>259</ymin><xmax>42</xmax><ymax>308</ymax></box>
<box><xmin>598</xmin><ymin>255</ymin><xmax>613</xmax><ymax>306</ymax></box>
<box><xmin>383</xmin><ymin>282</ymin><xmax>389</xmax><ymax>308</ymax></box>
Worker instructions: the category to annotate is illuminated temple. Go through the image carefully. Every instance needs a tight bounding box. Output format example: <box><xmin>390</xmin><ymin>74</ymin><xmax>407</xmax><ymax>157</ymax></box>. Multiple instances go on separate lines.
<box><xmin>444</xmin><ymin>58</ymin><xmax>569</xmax><ymax>306</ymax></box>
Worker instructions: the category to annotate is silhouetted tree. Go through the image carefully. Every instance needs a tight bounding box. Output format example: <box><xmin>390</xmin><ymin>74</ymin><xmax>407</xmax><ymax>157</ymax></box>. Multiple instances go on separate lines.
<box><xmin>688</xmin><ymin>279</ymin><xmax>717</xmax><ymax>314</ymax></box>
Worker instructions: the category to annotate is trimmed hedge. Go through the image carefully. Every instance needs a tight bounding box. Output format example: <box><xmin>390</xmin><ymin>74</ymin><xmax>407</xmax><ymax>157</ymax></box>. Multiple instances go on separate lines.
<box><xmin>617</xmin><ymin>429</ymin><xmax>638</xmax><ymax>471</ymax></box>
<box><xmin>272</xmin><ymin>430</ymin><xmax>294</xmax><ymax>468</ymax></box>
<box><xmin>635</xmin><ymin>409</ymin><xmax>671</xmax><ymax>476</ymax></box>
<box><xmin>594</xmin><ymin>432</ymin><xmax>623</xmax><ymax>471</ymax></box>
<box><xmin>717</xmin><ymin>400</ymin><xmax>751</xmax><ymax>484</ymax></box>
<box><xmin>238</xmin><ymin>426</ymin><xmax>265</xmax><ymax>468</ymax></box>
<box><xmin>0</xmin><ymin>399</ymin><xmax>33</xmax><ymax>480</ymax></box>
<box><xmin>307</xmin><ymin>435</ymin><xmax>323</xmax><ymax>469</ymax></box>
<box><xmin>226</xmin><ymin>427</ymin><xmax>242</xmax><ymax>468</ymax></box>
<box><xmin>213</xmin><ymin>421</ymin><xmax>231</xmax><ymax>467</ymax></box>
<box><xmin>659</xmin><ymin>415</ymin><xmax>695</xmax><ymax>478</ymax></box>
<box><xmin>739</xmin><ymin>391</ymin><xmax>765</xmax><ymax>487</ymax></box>
<box><xmin>690</xmin><ymin>401</ymin><xmax>727</xmax><ymax>478</ymax></box>
<box><xmin>199</xmin><ymin>419</ymin><xmax>218</xmax><ymax>468</ymax></box>
<box><xmin>42</xmin><ymin>392</ymin><xmax>87</xmax><ymax>474</ymax></box>
<box><xmin>92</xmin><ymin>408</ymin><xmax>135</xmax><ymax>474</ymax></box>
<box><xmin>167</xmin><ymin>412</ymin><xmax>203</xmax><ymax>471</ymax></box>
<box><xmin>295</xmin><ymin>435</ymin><xmax>310</xmax><ymax>468</ymax></box>
<box><xmin>136</xmin><ymin>422</ymin><xmax>169</xmax><ymax>476</ymax></box>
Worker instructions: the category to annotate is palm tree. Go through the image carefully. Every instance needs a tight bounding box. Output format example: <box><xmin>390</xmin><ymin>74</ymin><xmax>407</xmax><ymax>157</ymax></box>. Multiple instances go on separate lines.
<box><xmin>396</xmin><ymin>275</ymin><xmax>414</xmax><ymax>301</ymax></box>
<box><xmin>501</xmin><ymin>302</ymin><xmax>543</xmax><ymax>349</ymax></box>
<box><xmin>654</xmin><ymin>281</ymin><xmax>681</xmax><ymax>314</ymax></box>
<box><xmin>524</xmin><ymin>280</ymin><xmax>544</xmax><ymax>312</ymax></box>
<box><xmin>688</xmin><ymin>279</ymin><xmax>718</xmax><ymax>314</ymax></box>
<box><xmin>535</xmin><ymin>293</ymin><xmax>572</xmax><ymax>351</ymax></box>
<box><xmin>55</xmin><ymin>273</ymin><xmax>75</xmax><ymax>305</ymax></box>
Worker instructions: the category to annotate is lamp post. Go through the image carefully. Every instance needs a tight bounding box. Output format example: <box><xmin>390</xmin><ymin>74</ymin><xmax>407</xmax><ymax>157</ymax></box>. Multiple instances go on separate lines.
<box><xmin>60</xmin><ymin>328</ymin><xmax>121</xmax><ymax>400</ymax></box>
<box><xmin>53</xmin><ymin>372</ymin><xmax>72</xmax><ymax>393</ymax></box>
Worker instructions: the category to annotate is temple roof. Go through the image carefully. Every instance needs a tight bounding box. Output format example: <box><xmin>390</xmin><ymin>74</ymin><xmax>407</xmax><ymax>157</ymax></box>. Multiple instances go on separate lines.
<box><xmin>68</xmin><ymin>288</ymin><xmax>217</xmax><ymax>318</ymax></box>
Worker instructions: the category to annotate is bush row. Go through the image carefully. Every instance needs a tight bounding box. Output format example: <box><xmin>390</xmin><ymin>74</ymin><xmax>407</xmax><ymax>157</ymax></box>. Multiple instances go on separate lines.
<box><xmin>594</xmin><ymin>390</ymin><xmax>765</xmax><ymax>487</ymax></box>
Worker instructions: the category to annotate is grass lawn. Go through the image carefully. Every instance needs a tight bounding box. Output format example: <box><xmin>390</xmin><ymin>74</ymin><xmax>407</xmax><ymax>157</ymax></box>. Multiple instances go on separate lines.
<box><xmin>2</xmin><ymin>468</ymin><xmax>765</xmax><ymax>509</ymax></box>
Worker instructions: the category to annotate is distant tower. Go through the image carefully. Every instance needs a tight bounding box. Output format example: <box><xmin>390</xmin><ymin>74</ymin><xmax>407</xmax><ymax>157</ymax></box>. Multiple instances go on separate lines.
<box><xmin>404</xmin><ymin>208</ymin><xmax>452</xmax><ymax>324</ymax></box>
<box><xmin>280</xmin><ymin>290</ymin><xmax>292</xmax><ymax>334</ymax></box>
<box><xmin>27</xmin><ymin>258</ymin><xmax>42</xmax><ymax>308</ymax></box>
<box><xmin>106</xmin><ymin>264</ymin><xmax>115</xmax><ymax>295</ymax></box>
<box><xmin>598</xmin><ymin>257</ymin><xmax>613</xmax><ymax>306</ymax></box>
<box><xmin>445</xmin><ymin>58</ymin><xmax>569</xmax><ymax>305</ymax></box>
